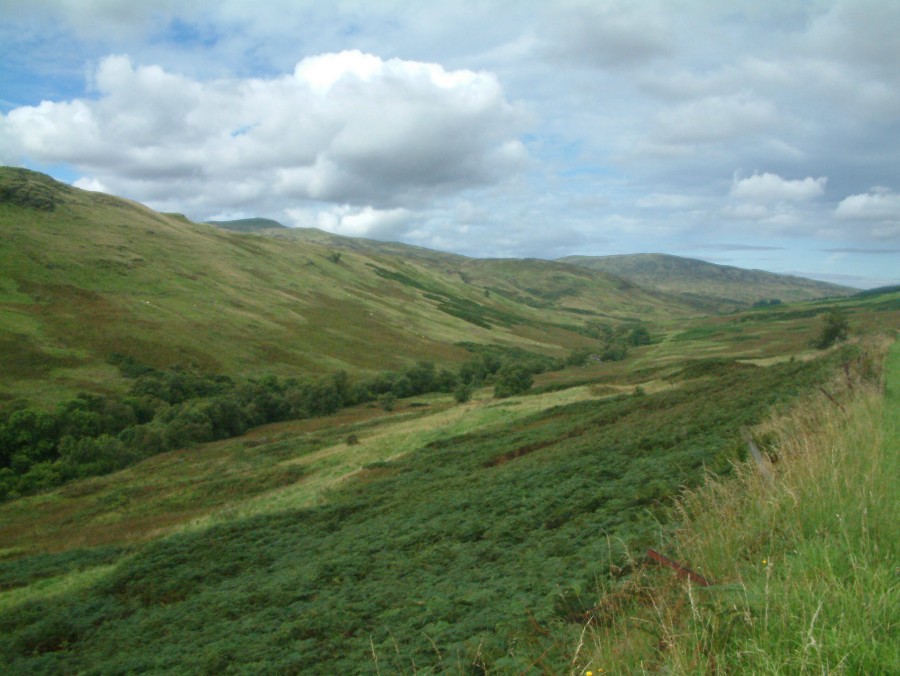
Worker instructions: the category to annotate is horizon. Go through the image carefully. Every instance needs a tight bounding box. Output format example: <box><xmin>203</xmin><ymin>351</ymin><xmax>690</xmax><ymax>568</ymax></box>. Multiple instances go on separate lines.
<box><xmin>1</xmin><ymin>1</ymin><xmax>898</xmax><ymax>289</ymax></box>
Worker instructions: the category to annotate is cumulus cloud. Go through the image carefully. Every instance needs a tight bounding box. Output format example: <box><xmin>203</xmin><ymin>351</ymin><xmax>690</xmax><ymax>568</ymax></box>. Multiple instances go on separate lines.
<box><xmin>834</xmin><ymin>187</ymin><xmax>900</xmax><ymax>220</ymax></box>
<box><xmin>0</xmin><ymin>51</ymin><xmax>527</xmax><ymax>214</ymax></box>
<box><xmin>730</xmin><ymin>172</ymin><xmax>827</xmax><ymax>202</ymax></box>
<box><xmin>285</xmin><ymin>204</ymin><xmax>414</xmax><ymax>239</ymax></box>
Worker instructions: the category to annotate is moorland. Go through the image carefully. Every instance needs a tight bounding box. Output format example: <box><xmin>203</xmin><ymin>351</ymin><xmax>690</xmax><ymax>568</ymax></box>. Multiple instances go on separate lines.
<box><xmin>0</xmin><ymin>167</ymin><xmax>897</xmax><ymax>673</ymax></box>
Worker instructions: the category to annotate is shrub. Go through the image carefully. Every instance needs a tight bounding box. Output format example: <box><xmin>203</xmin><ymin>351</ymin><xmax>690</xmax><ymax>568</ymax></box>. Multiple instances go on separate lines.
<box><xmin>816</xmin><ymin>307</ymin><xmax>849</xmax><ymax>348</ymax></box>
<box><xmin>494</xmin><ymin>364</ymin><xmax>533</xmax><ymax>398</ymax></box>
<box><xmin>453</xmin><ymin>383</ymin><xmax>473</xmax><ymax>404</ymax></box>
<box><xmin>379</xmin><ymin>392</ymin><xmax>397</xmax><ymax>412</ymax></box>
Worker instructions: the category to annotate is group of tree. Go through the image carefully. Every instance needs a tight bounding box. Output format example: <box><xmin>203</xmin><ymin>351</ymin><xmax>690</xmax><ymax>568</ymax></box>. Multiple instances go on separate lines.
<box><xmin>0</xmin><ymin>343</ymin><xmax>596</xmax><ymax>500</ymax></box>
<box><xmin>576</xmin><ymin>321</ymin><xmax>652</xmax><ymax>362</ymax></box>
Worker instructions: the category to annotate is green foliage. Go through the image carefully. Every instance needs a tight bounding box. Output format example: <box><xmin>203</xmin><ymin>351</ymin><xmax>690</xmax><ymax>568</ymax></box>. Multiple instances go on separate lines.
<box><xmin>379</xmin><ymin>392</ymin><xmax>397</xmax><ymax>412</ymax></box>
<box><xmin>453</xmin><ymin>383</ymin><xmax>473</xmax><ymax>403</ymax></box>
<box><xmin>583</xmin><ymin>340</ymin><xmax>898</xmax><ymax>673</ymax></box>
<box><xmin>2</xmin><ymin>352</ymin><xmax>546</xmax><ymax>499</ymax></box>
<box><xmin>0</xmin><ymin>353</ymin><xmax>840</xmax><ymax>673</ymax></box>
<box><xmin>816</xmin><ymin>306</ymin><xmax>849</xmax><ymax>348</ymax></box>
<box><xmin>493</xmin><ymin>363</ymin><xmax>534</xmax><ymax>398</ymax></box>
<box><xmin>628</xmin><ymin>325</ymin><xmax>652</xmax><ymax>346</ymax></box>
<box><xmin>566</xmin><ymin>347</ymin><xmax>593</xmax><ymax>366</ymax></box>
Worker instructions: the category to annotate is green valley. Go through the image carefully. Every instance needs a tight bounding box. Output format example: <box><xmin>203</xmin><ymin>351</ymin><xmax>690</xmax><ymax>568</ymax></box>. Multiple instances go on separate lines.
<box><xmin>1</xmin><ymin>167</ymin><xmax>897</xmax><ymax>674</ymax></box>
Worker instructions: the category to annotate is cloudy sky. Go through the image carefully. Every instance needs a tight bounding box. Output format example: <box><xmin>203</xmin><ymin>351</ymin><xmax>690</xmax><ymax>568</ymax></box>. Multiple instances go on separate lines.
<box><xmin>2</xmin><ymin>1</ymin><xmax>899</xmax><ymax>288</ymax></box>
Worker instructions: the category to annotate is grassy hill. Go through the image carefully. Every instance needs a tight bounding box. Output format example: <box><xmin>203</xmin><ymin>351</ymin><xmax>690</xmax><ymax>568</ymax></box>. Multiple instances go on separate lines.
<box><xmin>558</xmin><ymin>252</ymin><xmax>855</xmax><ymax>307</ymax></box>
<box><xmin>0</xmin><ymin>168</ymin><xmax>689</xmax><ymax>407</ymax></box>
<box><xmin>206</xmin><ymin>217</ymin><xmax>288</xmax><ymax>233</ymax></box>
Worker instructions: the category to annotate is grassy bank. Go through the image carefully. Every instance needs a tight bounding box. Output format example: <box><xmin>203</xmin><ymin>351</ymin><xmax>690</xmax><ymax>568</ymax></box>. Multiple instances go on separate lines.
<box><xmin>581</xmin><ymin>335</ymin><xmax>898</xmax><ymax>673</ymax></box>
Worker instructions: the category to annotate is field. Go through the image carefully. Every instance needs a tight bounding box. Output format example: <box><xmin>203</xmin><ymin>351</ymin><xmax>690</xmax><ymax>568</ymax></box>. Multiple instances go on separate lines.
<box><xmin>2</xmin><ymin>286</ymin><xmax>896</xmax><ymax>673</ymax></box>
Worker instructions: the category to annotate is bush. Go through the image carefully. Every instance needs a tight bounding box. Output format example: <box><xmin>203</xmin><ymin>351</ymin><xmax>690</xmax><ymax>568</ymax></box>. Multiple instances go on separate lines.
<box><xmin>453</xmin><ymin>383</ymin><xmax>473</xmax><ymax>404</ymax></box>
<box><xmin>379</xmin><ymin>393</ymin><xmax>397</xmax><ymax>412</ymax></box>
<box><xmin>494</xmin><ymin>364</ymin><xmax>533</xmax><ymax>399</ymax></box>
<box><xmin>816</xmin><ymin>307</ymin><xmax>849</xmax><ymax>348</ymax></box>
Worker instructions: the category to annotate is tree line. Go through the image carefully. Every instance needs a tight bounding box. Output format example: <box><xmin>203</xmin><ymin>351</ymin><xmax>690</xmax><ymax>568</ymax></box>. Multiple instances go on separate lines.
<box><xmin>0</xmin><ymin>343</ymin><xmax>603</xmax><ymax>500</ymax></box>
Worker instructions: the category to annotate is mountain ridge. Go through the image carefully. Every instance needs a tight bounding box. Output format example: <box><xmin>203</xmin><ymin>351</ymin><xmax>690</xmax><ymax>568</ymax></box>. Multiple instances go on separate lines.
<box><xmin>558</xmin><ymin>252</ymin><xmax>854</xmax><ymax>306</ymax></box>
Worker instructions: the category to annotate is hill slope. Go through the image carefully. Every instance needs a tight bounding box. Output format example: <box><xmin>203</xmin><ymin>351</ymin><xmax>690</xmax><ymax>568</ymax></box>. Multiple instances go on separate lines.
<box><xmin>0</xmin><ymin>168</ymin><xmax>688</xmax><ymax>405</ymax></box>
<box><xmin>205</xmin><ymin>217</ymin><xmax>288</xmax><ymax>233</ymax></box>
<box><xmin>558</xmin><ymin>253</ymin><xmax>854</xmax><ymax>306</ymax></box>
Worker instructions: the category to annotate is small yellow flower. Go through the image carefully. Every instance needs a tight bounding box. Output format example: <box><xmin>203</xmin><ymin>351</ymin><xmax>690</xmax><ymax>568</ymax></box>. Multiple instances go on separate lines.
<box><xmin>762</xmin><ymin>558</ymin><xmax>768</xmax><ymax>565</ymax></box>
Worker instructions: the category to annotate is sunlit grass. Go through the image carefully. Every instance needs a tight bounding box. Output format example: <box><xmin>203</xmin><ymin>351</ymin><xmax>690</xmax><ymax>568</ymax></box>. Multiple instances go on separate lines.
<box><xmin>0</xmin><ymin>564</ymin><xmax>118</xmax><ymax>612</ymax></box>
<box><xmin>580</xmin><ymin>335</ymin><xmax>899</xmax><ymax>674</ymax></box>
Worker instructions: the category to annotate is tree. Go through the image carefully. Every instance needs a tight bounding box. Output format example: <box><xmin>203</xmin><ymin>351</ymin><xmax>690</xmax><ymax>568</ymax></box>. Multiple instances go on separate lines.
<box><xmin>493</xmin><ymin>364</ymin><xmax>533</xmax><ymax>399</ymax></box>
<box><xmin>453</xmin><ymin>383</ymin><xmax>473</xmax><ymax>404</ymax></box>
<box><xmin>379</xmin><ymin>392</ymin><xmax>397</xmax><ymax>412</ymax></box>
<box><xmin>628</xmin><ymin>325</ymin><xmax>651</xmax><ymax>346</ymax></box>
<box><xmin>816</xmin><ymin>307</ymin><xmax>849</xmax><ymax>348</ymax></box>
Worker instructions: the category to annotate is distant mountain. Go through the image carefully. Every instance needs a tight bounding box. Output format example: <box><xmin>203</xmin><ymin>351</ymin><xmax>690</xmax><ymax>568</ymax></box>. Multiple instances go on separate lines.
<box><xmin>206</xmin><ymin>217</ymin><xmax>288</xmax><ymax>233</ymax></box>
<box><xmin>557</xmin><ymin>253</ymin><xmax>855</xmax><ymax>307</ymax></box>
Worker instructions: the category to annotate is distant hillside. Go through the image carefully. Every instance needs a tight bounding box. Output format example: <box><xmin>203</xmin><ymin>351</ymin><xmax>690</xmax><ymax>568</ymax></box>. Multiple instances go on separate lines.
<box><xmin>0</xmin><ymin>168</ymin><xmax>696</xmax><ymax>406</ymax></box>
<box><xmin>558</xmin><ymin>253</ymin><xmax>855</xmax><ymax>306</ymax></box>
<box><xmin>206</xmin><ymin>217</ymin><xmax>288</xmax><ymax>233</ymax></box>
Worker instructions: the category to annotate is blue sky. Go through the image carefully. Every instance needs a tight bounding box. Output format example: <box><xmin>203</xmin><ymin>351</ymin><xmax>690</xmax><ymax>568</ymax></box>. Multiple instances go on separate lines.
<box><xmin>1</xmin><ymin>0</ymin><xmax>899</xmax><ymax>288</ymax></box>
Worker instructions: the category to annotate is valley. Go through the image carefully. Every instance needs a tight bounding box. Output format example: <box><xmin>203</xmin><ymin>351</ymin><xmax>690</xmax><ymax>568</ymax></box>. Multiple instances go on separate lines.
<box><xmin>1</xmin><ymin>168</ymin><xmax>897</xmax><ymax>673</ymax></box>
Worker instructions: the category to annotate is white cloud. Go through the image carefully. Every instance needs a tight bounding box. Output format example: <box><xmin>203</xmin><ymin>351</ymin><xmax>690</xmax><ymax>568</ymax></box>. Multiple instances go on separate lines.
<box><xmin>0</xmin><ymin>51</ymin><xmax>527</xmax><ymax>213</ymax></box>
<box><xmin>541</xmin><ymin>0</ymin><xmax>673</xmax><ymax>68</ymax></box>
<box><xmin>72</xmin><ymin>176</ymin><xmax>108</xmax><ymax>192</ymax></box>
<box><xmin>285</xmin><ymin>204</ymin><xmax>414</xmax><ymax>239</ymax></box>
<box><xmin>730</xmin><ymin>173</ymin><xmax>827</xmax><ymax>202</ymax></box>
<box><xmin>835</xmin><ymin>187</ymin><xmax>900</xmax><ymax>220</ymax></box>
<box><xmin>654</xmin><ymin>94</ymin><xmax>777</xmax><ymax>145</ymax></box>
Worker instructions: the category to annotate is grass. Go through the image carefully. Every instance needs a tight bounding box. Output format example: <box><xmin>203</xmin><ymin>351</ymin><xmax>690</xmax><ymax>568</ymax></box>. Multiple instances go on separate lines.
<box><xmin>580</xmin><ymin>334</ymin><xmax>899</xmax><ymax>673</ymax></box>
<box><xmin>0</xmin><ymin>343</ymin><xmax>850</xmax><ymax>673</ymax></box>
<box><xmin>2</xmin><ymin>168</ymin><xmax>696</xmax><ymax>407</ymax></box>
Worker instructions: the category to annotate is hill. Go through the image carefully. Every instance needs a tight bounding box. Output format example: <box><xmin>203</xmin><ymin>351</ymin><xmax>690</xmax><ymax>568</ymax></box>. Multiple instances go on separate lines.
<box><xmin>205</xmin><ymin>217</ymin><xmax>288</xmax><ymax>233</ymax></box>
<box><xmin>558</xmin><ymin>252</ymin><xmax>855</xmax><ymax>307</ymax></box>
<box><xmin>0</xmin><ymin>168</ymin><xmax>690</xmax><ymax>407</ymax></box>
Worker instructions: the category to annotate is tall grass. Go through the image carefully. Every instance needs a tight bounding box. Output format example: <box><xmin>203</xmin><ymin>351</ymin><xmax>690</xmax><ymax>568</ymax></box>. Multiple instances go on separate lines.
<box><xmin>582</xmin><ymin>336</ymin><xmax>898</xmax><ymax>674</ymax></box>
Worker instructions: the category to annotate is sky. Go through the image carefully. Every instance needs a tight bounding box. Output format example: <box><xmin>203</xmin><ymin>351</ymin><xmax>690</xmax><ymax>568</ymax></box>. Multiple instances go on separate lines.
<box><xmin>1</xmin><ymin>1</ymin><xmax>899</xmax><ymax>288</ymax></box>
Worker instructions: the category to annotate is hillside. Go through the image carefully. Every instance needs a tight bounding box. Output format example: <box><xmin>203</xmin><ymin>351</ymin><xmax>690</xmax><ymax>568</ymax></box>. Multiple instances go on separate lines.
<box><xmin>1</xmin><ymin>292</ymin><xmax>895</xmax><ymax>672</ymax></box>
<box><xmin>205</xmin><ymin>217</ymin><xmax>288</xmax><ymax>233</ymax></box>
<box><xmin>0</xmin><ymin>168</ymin><xmax>690</xmax><ymax>406</ymax></box>
<box><xmin>558</xmin><ymin>253</ymin><xmax>855</xmax><ymax>307</ymax></box>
